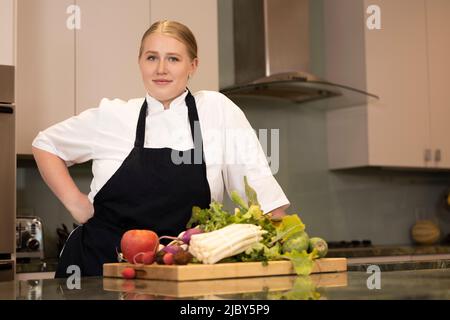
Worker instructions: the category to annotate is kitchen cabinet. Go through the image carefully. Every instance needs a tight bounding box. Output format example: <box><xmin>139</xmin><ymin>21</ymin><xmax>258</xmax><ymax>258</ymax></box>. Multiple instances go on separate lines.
<box><xmin>16</xmin><ymin>0</ymin><xmax>150</xmax><ymax>153</ymax></box>
<box><xmin>0</xmin><ymin>0</ymin><xmax>15</xmax><ymax>66</ymax></box>
<box><xmin>426</xmin><ymin>0</ymin><xmax>450</xmax><ymax>168</ymax></box>
<box><xmin>16</xmin><ymin>0</ymin><xmax>75</xmax><ymax>155</ymax></box>
<box><xmin>75</xmin><ymin>0</ymin><xmax>149</xmax><ymax>114</ymax></box>
<box><xmin>324</xmin><ymin>0</ymin><xmax>450</xmax><ymax>170</ymax></box>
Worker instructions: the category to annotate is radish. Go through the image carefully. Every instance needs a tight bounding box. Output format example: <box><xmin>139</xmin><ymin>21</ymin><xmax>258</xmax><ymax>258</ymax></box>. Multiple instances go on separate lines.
<box><xmin>180</xmin><ymin>228</ymin><xmax>203</xmax><ymax>245</ymax></box>
<box><xmin>121</xmin><ymin>267</ymin><xmax>136</xmax><ymax>279</ymax></box>
<box><xmin>163</xmin><ymin>253</ymin><xmax>174</xmax><ymax>265</ymax></box>
<box><xmin>132</xmin><ymin>251</ymin><xmax>155</xmax><ymax>265</ymax></box>
<box><xmin>159</xmin><ymin>227</ymin><xmax>203</xmax><ymax>246</ymax></box>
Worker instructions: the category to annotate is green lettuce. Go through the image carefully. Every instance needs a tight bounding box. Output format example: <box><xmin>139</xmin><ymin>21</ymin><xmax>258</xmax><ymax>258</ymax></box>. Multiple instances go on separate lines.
<box><xmin>270</xmin><ymin>214</ymin><xmax>306</xmax><ymax>245</ymax></box>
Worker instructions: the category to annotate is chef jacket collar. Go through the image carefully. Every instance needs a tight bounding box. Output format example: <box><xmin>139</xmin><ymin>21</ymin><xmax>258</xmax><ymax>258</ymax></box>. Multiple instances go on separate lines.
<box><xmin>145</xmin><ymin>89</ymin><xmax>189</xmax><ymax>114</ymax></box>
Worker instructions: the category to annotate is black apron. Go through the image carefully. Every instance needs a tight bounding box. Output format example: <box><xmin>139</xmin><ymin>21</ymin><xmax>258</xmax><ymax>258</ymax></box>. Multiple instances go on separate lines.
<box><xmin>55</xmin><ymin>90</ymin><xmax>211</xmax><ymax>278</ymax></box>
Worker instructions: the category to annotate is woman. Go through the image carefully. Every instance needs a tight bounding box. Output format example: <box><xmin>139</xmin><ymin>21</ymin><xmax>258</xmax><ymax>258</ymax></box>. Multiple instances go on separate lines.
<box><xmin>32</xmin><ymin>20</ymin><xmax>290</xmax><ymax>278</ymax></box>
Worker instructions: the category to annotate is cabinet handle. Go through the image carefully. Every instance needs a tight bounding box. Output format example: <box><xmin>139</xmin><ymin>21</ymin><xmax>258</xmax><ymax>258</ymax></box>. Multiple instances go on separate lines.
<box><xmin>0</xmin><ymin>106</ymin><xmax>13</xmax><ymax>114</ymax></box>
<box><xmin>434</xmin><ymin>149</ymin><xmax>442</xmax><ymax>162</ymax></box>
<box><xmin>424</xmin><ymin>149</ymin><xmax>432</xmax><ymax>162</ymax></box>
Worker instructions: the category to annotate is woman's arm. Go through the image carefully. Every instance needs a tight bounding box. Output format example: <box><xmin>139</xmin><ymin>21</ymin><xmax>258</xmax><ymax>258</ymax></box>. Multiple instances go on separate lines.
<box><xmin>32</xmin><ymin>147</ymin><xmax>94</xmax><ymax>224</ymax></box>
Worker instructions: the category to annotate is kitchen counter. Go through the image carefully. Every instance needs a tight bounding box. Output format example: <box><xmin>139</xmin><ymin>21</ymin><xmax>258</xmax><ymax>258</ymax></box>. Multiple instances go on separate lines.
<box><xmin>1</xmin><ymin>267</ymin><xmax>450</xmax><ymax>300</ymax></box>
<box><xmin>13</xmin><ymin>245</ymin><xmax>450</xmax><ymax>277</ymax></box>
<box><xmin>327</xmin><ymin>245</ymin><xmax>450</xmax><ymax>258</ymax></box>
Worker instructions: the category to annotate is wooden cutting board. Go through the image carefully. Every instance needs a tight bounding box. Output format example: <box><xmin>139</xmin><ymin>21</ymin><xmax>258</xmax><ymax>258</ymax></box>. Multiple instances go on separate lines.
<box><xmin>103</xmin><ymin>272</ymin><xmax>348</xmax><ymax>298</ymax></box>
<box><xmin>103</xmin><ymin>258</ymin><xmax>347</xmax><ymax>281</ymax></box>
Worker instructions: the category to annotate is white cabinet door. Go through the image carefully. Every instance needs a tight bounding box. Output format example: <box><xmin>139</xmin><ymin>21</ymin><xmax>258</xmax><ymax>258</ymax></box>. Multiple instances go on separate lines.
<box><xmin>75</xmin><ymin>0</ymin><xmax>150</xmax><ymax>114</ymax></box>
<box><xmin>426</xmin><ymin>0</ymin><xmax>450</xmax><ymax>168</ymax></box>
<box><xmin>326</xmin><ymin>0</ymin><xmax>431</xmax><ymax>169</ymax></box>
<box><xmin>16</xmin><ymin>0</ymin><xmax>75</xmax><ymax>154</ymax></box>
<box><xmin>365</xmin><ymin>0</ymin><xmax>430</xmax><ymax>168</ymax></box>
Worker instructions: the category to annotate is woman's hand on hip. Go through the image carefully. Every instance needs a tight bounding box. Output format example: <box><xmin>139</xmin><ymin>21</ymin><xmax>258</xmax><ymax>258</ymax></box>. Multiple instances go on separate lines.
<box><xmin>32</xmin><ymin>147</ymin><xmax>94</xmax><ymax>223</ymax></box>
<box><xmin>67</xmin><ymin>192</ymin><xmax>94</xmax><ymax>224</ymax></box>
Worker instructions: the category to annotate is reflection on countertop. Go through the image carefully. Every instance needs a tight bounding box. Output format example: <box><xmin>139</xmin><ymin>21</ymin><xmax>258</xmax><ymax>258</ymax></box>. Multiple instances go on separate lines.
<box><xmin>1</xmin><ymin>267</ymin><xmax>450</xmax><ymax>300</ymax></box>
<box><xmin>16</xmin><ymin>258</ymin><xmax>58</xmax><ymax>273</ymax></box>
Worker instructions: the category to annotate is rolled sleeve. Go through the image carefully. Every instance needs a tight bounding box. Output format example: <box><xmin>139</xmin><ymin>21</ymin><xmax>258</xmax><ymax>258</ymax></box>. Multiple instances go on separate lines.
<box><xmin>32</xmin><ymin>107</ymin><xmax>100</xmax><ymax>166</ymax></box>
<box><xmin>221</xmin><ymin>95</ymin><xmax>290</xmax><ymax>214</ymax></box>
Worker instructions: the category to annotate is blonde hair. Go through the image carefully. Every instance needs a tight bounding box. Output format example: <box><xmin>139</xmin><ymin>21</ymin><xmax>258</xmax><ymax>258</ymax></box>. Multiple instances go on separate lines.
<box><xmin>139</xmin><ymin>20</ymin><xmax>198</xmax><ymax>60</ymax></box>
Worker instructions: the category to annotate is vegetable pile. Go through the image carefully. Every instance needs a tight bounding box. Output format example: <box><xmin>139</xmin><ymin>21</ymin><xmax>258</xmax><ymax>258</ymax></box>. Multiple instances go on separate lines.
<box><xmin>118</xmin><ymin>177</ymin><xmax>328</xmax><ymax>277</ymax></box>
<box><xmin>182</xmin><ymin>177</ymin><xmax>328</xmax><ymax>276</ymax></box>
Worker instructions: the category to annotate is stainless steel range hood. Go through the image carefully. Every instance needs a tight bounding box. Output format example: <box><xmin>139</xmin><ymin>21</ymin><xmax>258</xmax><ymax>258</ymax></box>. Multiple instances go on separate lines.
<box><xmin>220</xmin><ymin>0</ymin><xmax>378</xmax><ymax>107</ymax></box>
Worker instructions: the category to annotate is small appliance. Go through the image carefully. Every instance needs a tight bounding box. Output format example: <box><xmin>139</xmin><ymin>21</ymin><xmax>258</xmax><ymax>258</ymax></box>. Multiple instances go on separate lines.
<box><xmin>16</xmin><ymin>216</ymin><xmax>45</xmax><ymax>260</ymax></box>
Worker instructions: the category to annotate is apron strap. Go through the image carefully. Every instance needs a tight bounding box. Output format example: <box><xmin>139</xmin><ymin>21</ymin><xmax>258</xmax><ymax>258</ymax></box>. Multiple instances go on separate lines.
<box><xmin>185</xmin><ymin>90</ymin><xmax>205</xmax><ymax>161</ymax></box>
<box><xmin>134</xmin><ymin>89</ymin><xmax>206</xmax><ymax>163</ymax></box>
<box><xmin>134</xmin><ymin>98</ymin><xmax>148</xmax><ymax>148</ymax></box>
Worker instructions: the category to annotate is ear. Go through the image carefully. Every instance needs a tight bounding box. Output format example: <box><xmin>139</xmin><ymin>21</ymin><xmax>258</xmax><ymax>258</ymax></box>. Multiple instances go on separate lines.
<box><xmin>190</xmin><ymin>57</ymin><xmax>199</xmax><ymax>75</ymax></box>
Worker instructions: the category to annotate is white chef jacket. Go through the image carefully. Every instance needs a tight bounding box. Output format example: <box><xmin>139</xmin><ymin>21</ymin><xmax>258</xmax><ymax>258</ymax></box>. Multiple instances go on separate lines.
<box><xmin>32</xmin><ymin>90</ymin><xmax>290</xmax><ymax>214</ymax></box>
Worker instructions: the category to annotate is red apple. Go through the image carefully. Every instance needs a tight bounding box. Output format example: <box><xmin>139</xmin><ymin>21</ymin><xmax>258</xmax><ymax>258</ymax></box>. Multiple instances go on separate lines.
<box><xmin>120</xmin><ymin>230</ymin><xmax>159</xmax><ymax>264</ymax></box>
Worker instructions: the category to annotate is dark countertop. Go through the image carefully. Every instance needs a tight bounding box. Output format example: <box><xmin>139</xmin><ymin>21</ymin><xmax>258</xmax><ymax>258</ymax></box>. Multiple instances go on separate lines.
<box><xmin>348</xmin><ymin>258</ymin><xmax>450</xmax><ymax>272</ymax></box>
<box><xmin>2</xmin><ymin>267</ymin><xmax>450</xmax><ymax>300</ymax></box>
<box><xmin>327</xmin><ymin>245</ymin><xmax>450</xmax><ymax>258</ymax></box>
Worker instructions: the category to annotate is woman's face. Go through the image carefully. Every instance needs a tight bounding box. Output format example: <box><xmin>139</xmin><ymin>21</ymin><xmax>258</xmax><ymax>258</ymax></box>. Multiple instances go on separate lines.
<box><xmin>138</xmin><ymin>33</ymin><xmax>198</xmax><ymax>108</ymax></box>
